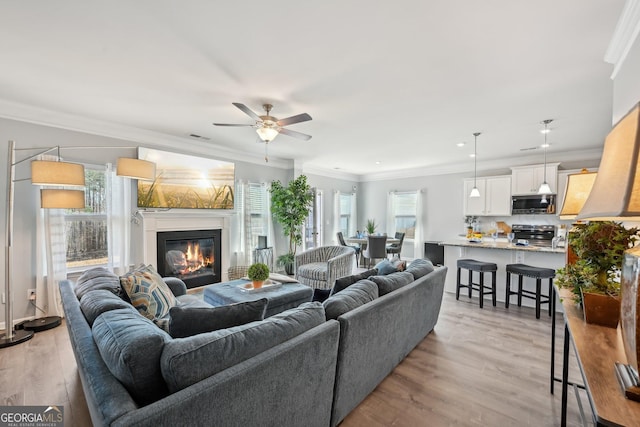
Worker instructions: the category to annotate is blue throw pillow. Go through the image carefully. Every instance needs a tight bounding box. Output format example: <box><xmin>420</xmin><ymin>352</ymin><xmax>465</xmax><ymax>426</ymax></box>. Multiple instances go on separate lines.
<box><xmin>375</xmin><ymin>259</ymin><xmax>397</xmax><ymax>275</ymax></box>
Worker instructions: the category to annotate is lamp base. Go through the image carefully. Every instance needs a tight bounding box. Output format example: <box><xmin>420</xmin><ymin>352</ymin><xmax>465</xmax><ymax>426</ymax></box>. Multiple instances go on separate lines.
<box><xmin>0</xmin><ymin>329</ymin><xmax>35</xmax><ymax>348</ymax></box>
<box><xmin>23</xmin><ymin>316</ymin><xmax>62</xmax><ymax>332</ymax></box>
<box><xmin>615</xmin><ymin>362</ymin><xmax>640</xmax><ymax>401</ymax></box>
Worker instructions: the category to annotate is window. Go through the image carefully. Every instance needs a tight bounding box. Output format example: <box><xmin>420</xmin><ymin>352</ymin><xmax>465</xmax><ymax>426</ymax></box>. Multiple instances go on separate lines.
<box><xmin>390</xmin><ymin>192</ymin><xmax>417</xmax><ymax>239</ymax></box>
<box><xmin>65</xmin><ymin>168</ymin><xmax>108</xmax><ymax>269</ymax></box>
<box><xmin>247</xmin><ymin>183</ymin><xmax>269</xmax><ymax>249</ymax></box>
<box><xmin>339</xmin><ymin>193</ymin><xmax>353</xmax><ymax>236</ymax></box>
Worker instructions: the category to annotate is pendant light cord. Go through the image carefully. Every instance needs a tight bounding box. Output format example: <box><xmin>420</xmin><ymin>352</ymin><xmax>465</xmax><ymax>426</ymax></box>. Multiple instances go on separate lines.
<box><xmin>542</xmin><ymin>119</ymin><xmax>553</xmax><ymax>183</ymax></box>
<box><xmin>473</xmin><ymin>132</ymin><xmax>480</xmax><ymax>187</ymax></box>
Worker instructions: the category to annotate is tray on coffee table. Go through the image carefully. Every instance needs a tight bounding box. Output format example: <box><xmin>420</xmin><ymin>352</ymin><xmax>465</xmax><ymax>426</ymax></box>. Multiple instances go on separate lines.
<box><xmin>237</xmin><ymin>280</ymin><xmax>283</xmax><ymax>293</ymax></box>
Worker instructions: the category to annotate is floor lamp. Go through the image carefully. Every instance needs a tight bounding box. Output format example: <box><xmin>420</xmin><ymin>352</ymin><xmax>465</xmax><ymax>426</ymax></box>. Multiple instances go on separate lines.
<box><xmin>1</xmin><ymin>141</ymin><xmax>156</xmax><ymax>347</ymax></box>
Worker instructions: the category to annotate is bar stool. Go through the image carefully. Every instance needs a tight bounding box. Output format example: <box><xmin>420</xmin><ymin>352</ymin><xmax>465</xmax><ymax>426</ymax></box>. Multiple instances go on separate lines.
<box><xmin>505</xmin><ymin>263</ymin><xmax>555</xmax><ymax>319</ymax></box>
<box><xmin>456</xmin><ymin>259</ymin><xmax>497</xmax><ymax>308</ymax></box>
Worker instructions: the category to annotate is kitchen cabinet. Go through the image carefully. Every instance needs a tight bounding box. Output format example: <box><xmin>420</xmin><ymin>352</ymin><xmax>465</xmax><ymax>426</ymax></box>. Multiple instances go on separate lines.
<box><xmin>511</xmin><ymin>163</ymin><xmax>559</xmax><ymax>195</ymax></box>
<box><xmin>463</xmin><ymin>176</ymin><xmax>511</xmax><ymax>216</ymax></box>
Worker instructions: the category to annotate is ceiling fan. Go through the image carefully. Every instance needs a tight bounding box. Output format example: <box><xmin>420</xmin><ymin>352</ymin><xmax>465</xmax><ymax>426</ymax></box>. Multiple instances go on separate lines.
<box><xmin>213</xmin><ymin>103</ymin><xmax>312</xmax><ymax>143</ymax></box>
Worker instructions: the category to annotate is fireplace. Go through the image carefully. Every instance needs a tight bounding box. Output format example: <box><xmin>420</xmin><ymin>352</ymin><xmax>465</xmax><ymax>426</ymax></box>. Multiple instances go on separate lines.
<box><xmin>156</xmin><ymin>229</ymin><xmax>222</xmax><ymax>289</ymax></box>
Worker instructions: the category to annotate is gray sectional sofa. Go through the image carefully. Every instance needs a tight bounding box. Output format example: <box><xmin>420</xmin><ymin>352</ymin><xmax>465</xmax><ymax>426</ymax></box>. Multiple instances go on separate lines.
<box><xmin>60</xmin><ymin>260</ymin><xmax>446</xmax><ymax>427</ymax></box>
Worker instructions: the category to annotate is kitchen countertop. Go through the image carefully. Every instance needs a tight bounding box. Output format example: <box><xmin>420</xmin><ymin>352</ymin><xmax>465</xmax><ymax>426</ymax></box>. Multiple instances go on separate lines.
<box><xmin>439</xmin><ymin>239</ymin><xmax>566</xmax><ymax>254</ymax></box>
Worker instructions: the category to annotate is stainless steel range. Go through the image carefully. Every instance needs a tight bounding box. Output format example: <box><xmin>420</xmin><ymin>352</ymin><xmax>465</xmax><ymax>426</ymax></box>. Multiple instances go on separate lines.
<box><xmin>511</xmin><ymin>224</ymin><xmax>555</xmax><ymax>247</ymax></box>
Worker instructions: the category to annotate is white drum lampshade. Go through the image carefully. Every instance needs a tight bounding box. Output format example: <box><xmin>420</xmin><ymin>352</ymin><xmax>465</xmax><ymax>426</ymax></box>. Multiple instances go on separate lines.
<box><xmin>31</xmin><ymin>161</ymin><xmax>85</xmax><ymax>187</ymax></box>
<box><xmin>40</xmin><ymin>189</ymin><xmax>85</xmax><ymax>209</ymax></box>
<box><xmin>116</xmin><ymin>158</ymin><xmax>156</xmax><ymax>180</ymax></box>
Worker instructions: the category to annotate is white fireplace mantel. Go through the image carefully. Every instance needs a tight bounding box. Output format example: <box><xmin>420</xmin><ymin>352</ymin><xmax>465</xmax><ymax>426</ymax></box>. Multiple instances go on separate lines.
<box><xmin>136</xmin><ymin>210</ymin><xmax>232</xmax><ymax>283</ymax></box>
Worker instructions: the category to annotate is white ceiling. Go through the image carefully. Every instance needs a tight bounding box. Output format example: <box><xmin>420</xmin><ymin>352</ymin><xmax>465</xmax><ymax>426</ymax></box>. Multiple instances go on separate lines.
<box><xmin>0</xmin><ymin>1</ymin><xmax>626</xmax><ymax>178</ymax></box>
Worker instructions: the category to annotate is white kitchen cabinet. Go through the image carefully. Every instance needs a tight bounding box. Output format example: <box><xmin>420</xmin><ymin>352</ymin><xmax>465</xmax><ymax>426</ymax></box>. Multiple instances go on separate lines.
<box><xmin>463</xmin><ymin>176</ymin><xmax>511</xmax><ymax>216</ymax></box>
<box><xmin>511</xmin><ymin>163</ymin><xmax>559</xmax><ymax>195</ymax></box>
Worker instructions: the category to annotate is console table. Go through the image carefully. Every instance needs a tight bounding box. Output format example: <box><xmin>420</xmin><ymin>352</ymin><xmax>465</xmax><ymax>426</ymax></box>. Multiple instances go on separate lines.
<box><xmin>555</xmin><ymin>287</ymin><xmax>640</xmax><ymax>426</ymax></box>
<box><xmin>253</xmin><ymin>247</ymin><xmax>274</xmax><ymax>271</ymax></box>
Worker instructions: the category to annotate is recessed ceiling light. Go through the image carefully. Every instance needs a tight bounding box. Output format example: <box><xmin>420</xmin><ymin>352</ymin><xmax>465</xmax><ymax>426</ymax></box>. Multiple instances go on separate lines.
<box><xmin>469</xmin><ymin>153</ymin><xmax>476</xmax><ymax>158</ymax></box>
<box><xmin>541</xmin><ymin>143</ymin><xmax>550</xmax><ymax>148</ymax></box>
<box><xmin>457</xmin><ymin>142</ymin><xmax>466</xmax><ymax>147</ymax></box>
<box><xmin>375</xmin><ymin>161</ymin><xmax>381</xmax><ymax>165</ymax></box>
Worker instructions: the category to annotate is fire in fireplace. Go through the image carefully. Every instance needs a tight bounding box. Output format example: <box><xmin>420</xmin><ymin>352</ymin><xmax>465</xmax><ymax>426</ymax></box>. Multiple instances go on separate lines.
<box><xmin>157</xmin><ymin>229</ymin><xmax>222</xmax><ymax>288</ymax></box>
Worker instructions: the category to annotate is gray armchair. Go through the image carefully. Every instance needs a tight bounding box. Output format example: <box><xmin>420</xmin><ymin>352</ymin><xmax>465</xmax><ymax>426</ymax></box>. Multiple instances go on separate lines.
<box><xmin>295</xmin><ymin>246</ymin><xmax>355</xmax><ymax>290</ymax></box>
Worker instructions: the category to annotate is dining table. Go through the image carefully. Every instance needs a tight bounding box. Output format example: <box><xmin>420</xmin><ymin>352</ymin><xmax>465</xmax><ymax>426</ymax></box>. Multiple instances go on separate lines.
<box><xmin>345</xmin><ymin>236</ymin><xmax>400</xmax><ymax>267</ymax></box>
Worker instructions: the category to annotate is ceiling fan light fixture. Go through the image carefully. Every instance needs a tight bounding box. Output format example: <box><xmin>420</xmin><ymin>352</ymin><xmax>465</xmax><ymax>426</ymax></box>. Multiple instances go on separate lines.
<box><xmin>256</xmin><ymin>126</ymin><xmax>279</xmax><ymax>143</ymax></box>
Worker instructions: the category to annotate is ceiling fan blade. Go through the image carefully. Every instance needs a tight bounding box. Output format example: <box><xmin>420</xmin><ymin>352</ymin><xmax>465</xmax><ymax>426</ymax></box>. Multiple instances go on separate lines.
<box><xmin>232</xmin><ymin>103</ymin><xmax>262</xmax><ymax>121</ymax></box>
<box><xmin>213</xmin><ymin>123</ymin><xmax>254</xmax><ymax>127</ymax></box>
<box><xmin>276</xmin><ymin>113</ymin><xmax>312</xmax><ymax>127</ymax></box>
<box><xmin>278</xmin><ymin>127</ymin><xmax>312</xmax><ymax>141</ymax></box>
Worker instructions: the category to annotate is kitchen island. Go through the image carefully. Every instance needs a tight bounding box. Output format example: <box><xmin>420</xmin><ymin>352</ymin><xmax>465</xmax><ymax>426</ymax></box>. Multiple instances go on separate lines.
<box><xmin>439</xmin><ymin>239</ymin><xmax>566</xmax><ymax>309</ymax></box>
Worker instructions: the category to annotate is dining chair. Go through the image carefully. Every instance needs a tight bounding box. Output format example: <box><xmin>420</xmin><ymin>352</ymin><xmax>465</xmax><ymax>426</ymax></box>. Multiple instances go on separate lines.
<box><xmin>337</xmin><ymin>231</ymin><xmax>361</xmax><ymax>266</ymax></box>
<box><xmin>386</xmin><ymin>232</ymin><xmax>406</xmax><ymax>259</ymax></box>
<box><xmin>363</xmin><ymin>235</ymin><xmax>388</xmax><ymax>268</ymax></box>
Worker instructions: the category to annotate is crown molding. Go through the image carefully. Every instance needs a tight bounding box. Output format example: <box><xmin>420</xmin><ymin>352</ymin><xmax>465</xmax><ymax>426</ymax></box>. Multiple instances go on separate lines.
<box><xmin>300</xmin><ymin>164</ymin><xmax>360</xmax><ymax>182</ymax></box>
<box><xmin>359</xmin><ymin>148</ymin><xmax>603</xmax><ymax>182</ymax></box>
<box><xmin>0</xmin><ymin>99</ymin><xmax>292</xmax><ymax>170</ymax></box>
<box><xmin>605</xmin><ymin>0</ymin><xmax>640</xmax><ymax>79</ymax></box>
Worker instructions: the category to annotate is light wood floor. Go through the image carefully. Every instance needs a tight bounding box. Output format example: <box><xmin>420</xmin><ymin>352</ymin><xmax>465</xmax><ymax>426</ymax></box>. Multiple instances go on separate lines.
<box><xmin>0</xmin><ymin>293</ymin><xmax>588</xmax><ymax>427</ymax></box>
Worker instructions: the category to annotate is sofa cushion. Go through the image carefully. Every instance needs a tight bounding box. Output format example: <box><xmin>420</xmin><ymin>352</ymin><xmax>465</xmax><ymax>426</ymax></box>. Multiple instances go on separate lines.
<box><xmin>370</xmin><ymin>271</ymin><xmax>414</xmax><ymax>296</ymax></box>
<box><xmin>160</xmin><ymin>302</ymin><xmax>325</xmax><ymax>393</ymax></box>
<box><xmin>92</xmin><ymin>308</ymin><xmax>170</xmax><ymax>405</ymax></box>
<box><xmin>79</xmin><ymin>289</ymin><xmax>135</xmax><ymax>326</ymax></box>
<box><xmin>74</xmin><ymin>267</ymin><xmax>123</xmax><ymax>300</ymax></box>
<box><xmin>323</xmin><ymin>280</ymin><xmax>378</xmax><ymax>320</ymax></box>
<box><xmin>406</xmin><ymin>258</ymin><xmax>435</xmax><ymax>280</ymax></box>
<box><xmin>331</xmin><ymin>268</ymin><xmax>378</xmax><ymax>296</ymax></box>
<box><xmin>120</xmin><ymin>265</ymin><xmax>177</xmax><ymax>323</ymax></box>
<box><xmin>374</xmin><ymin>259</ymin><xmax>397</xmax><ymax>275</ymax></box>
<box><xmin>168</xmin><ymin>298</ymin><xmax>268</xmax><ymax>338</ymax></box>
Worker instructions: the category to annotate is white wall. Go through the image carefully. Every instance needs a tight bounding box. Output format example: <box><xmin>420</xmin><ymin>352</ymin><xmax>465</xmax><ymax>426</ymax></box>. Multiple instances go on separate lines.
<box><xmin>612</xmin><ymin>32</ymin><xmax>640</xmax><ymax>123</ymax></box>
<box><xmin>0</xmin><ymin>118</ymin><xmax>296</xmax><ymax>325</ymax></box>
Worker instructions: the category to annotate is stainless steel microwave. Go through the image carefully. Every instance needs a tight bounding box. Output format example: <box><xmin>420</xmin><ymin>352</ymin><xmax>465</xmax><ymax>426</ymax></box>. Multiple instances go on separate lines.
<box><xmin>511</xmin><ymin>194</ymin><xmax>556</xmax><ymax>214</ymax></box>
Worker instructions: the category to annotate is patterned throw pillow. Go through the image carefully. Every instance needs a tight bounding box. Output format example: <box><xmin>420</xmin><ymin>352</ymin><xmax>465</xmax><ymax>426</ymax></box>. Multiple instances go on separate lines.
<box><xmin>120</xmin><ymin>265</ymin><xmax>177</xmax><ymax>322</ymax></box>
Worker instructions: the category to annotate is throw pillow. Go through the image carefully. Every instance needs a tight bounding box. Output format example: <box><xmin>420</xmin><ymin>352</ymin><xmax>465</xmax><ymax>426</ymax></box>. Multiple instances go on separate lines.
<box><xmin>374</xmin><ymin>259</ymin><xmax>397</xmax><ymax>275</ymax></box>
<box><xmin>79</xmin><ymin>289</ymin><xmax>136</xmax><ymax>326</ymax></box>
<box><xmin>331</xmin><ymin>268</ymin><xmax>378</xmax><ymax>295</ymax></box>
<box><xmin>92</xmin><ymin>308</ymin><xmax>170</xmax><ymax>405</ymax></box>
<box><xmin>120</xmin><ymin>264</ymin><xmax>177</xmax><ymax>322</ymax></box>
<box><xmin>391</xmin><ymin>258</ymin><xmax>407</xmax><ymax>272</ymax></box>
<box><xmin>406</xmin><ymin>258</ymin><xmax>435</xmax><ymax>280</ymax></box>
<box><xmin>168</xmin><ymin>298</ymin><xmax>268</xmax><ymax>338</ymax></box>
<box><xmin>370</xmin><ymin>271</ymin><xmax>414</xmax><ymax>296</ymax></box>
<box><xmin>323</xmin><ymin>280</ymin><xmax>378</xmax><ymax>320</ymax></box>
<box><xmin>74</xmin><ymin>267</ymin><xmax>123</xmax><ymax>300</ymax></box>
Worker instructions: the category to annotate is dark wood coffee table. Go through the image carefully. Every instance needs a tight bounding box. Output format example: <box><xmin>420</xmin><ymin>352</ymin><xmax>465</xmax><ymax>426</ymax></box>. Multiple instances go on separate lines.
<box><xmin>203</xmin><ymin>279</ymin><xmax>313</xmax><ymax>317</ymax></box>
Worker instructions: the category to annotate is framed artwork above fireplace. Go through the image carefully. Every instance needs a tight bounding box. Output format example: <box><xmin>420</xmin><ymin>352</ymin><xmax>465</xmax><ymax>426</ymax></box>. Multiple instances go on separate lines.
<box><xmin>137</xmin><ymin>147</ymin><xmax>235</xmax><ymax>209</ymax></box>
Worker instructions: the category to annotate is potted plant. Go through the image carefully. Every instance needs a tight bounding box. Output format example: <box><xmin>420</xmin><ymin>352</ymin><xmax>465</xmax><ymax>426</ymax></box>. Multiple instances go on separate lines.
<box><xmin>247</xmin><ymin>263</ymin><xmax>270</xmax><ymax>289</ymax></box>
<box><xmin>365</xmin><ymin>218</ymin><xmax>378</xmax><ymax>235</ymax></box>
<box><xmin>270</xmin><ymin>175</ymin><xmax>313</xmax><ymax>275</ymax></box>
<box><xmin>556</xmin><ymin>221</ymin><xmax>639</xmax><ymax>327</ymax></box>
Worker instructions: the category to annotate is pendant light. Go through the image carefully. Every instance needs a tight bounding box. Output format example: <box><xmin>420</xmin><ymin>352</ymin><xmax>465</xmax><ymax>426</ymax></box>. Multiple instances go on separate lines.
<box><xmin>537</xmin><ymin>119</ymin><xmax>553</xmax><ymax>198</ymax></box>
<box><xmin>469</xmin><ymin>132</ymin><xmax>481</xmax><ymax>198</ymax></box>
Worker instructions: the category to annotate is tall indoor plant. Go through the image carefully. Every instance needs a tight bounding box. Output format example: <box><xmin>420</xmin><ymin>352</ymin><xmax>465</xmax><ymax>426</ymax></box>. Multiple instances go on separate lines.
<box><xmin>556</xmin><ymin>221</ymin><xmax>639</xmax><ymax>327</ymax></box>
<box><xmin>270</xmin><ymin>175</ymin><xmax>313</xmax><ymax>274</ymax></box>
